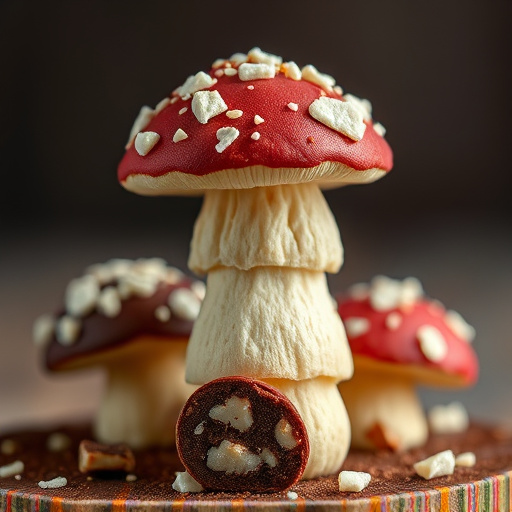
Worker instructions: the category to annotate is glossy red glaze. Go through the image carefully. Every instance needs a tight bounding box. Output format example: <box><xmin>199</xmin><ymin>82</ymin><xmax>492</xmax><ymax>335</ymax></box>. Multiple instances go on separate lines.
<box><xmin>337</xmin><ymin>297</ymin><xmax>479</xmax><ymax>385</ymax></box>
<box><xmin>118</xmin><ymin>72</ymin><xmax>393</xmax><ymax>184</ymax></box>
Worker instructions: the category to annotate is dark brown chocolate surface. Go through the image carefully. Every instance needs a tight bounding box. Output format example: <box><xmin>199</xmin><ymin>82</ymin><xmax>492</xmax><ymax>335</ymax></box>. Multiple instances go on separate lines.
<box><xmin>176</xmin><ymin>377</ymin><xmax>309</xmax><ymax>492</ymax></box>
<box><xmin>0</xmin><ymin>422</ymin><xmax>511</xmax><ymax>503</ymax></box>
<box><xmin>46</xmin><ymin>281</ymin><xmax>194</xmax><ymax>371</ymax></box>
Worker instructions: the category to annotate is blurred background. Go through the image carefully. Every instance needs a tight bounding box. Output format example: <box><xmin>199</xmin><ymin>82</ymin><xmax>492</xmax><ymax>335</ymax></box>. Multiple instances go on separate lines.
<box><xmin>1</xmin><ymin>0</ymin><xmax>511</xmax><ymax>431</ymax></box>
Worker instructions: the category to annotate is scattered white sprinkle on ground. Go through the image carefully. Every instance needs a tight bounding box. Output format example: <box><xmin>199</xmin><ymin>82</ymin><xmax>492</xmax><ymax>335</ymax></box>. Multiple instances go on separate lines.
<box><xmin>224</xmin><ymin>68</ymin><xmax>238</xmax><ymax>77</ymax></box>
<box><xmin>247</xmin><ymin>85</ymin><xmax>255</xmax><ymax>90</ymax></box>
<box><xmin>344</xmin><ymin>317</ymin><xmax>370</xmax><ymax>338</ymax></box>
<box><xmin>338</xmin><ymin>471</ymin><xmax>371</xmax><ymax>492</ymax></box>
<box><xmin>168</xmin><ymin>288</ymin><xmax>202</xmax><ymax>321</ymax></box>
<box><xmin>215</xmin><ymin>126</ymin><xmax>240</xmax><ymax>153</ymax></box>
<box><xmin>56</xmin><ymin>315</ymin><xmax>81</xmax><ymax>346</ymax></box>
<box><xmin>173</xmin><ymin>128</ymin><xmax>188</xmax><ymax>143</ymax></box>
<box><xmin>0</xmin><ymin>460</ymin><xmax>24</xmax><ymax>478</ymax></box>
<box><xmin>254</xmin><ymin>115</ymin><xmax>265</xmax><ymax>125</ymax></box>
<box><xmin>309</xmin><ymin>97</ymin><xmax>366</xmax><ymax>141</ymax></box>
<box><xmin>226</xmin><ymin>109</ymin><xmax>243</xmax><ymax>119</ymax></box>
<box><xmin>287</xmin><ymin>491</ymin><xmax>298</xmax><ymax>500</ymax></box>
<box><xmin>172</xmin><ymin>471</ymin><xmax>204</xmax><ymax>493</ymax></box>
<box><xmin>414</xmin><ymin>450</ymin><xmax>455</xmax><ymax>479</ymax></box>
<box><xmin>455</xmin><ymin>452</ymin><xmax>476</xmax><ymax>467</ymax></box>
<box><xmin>283</xmin><ymin>61</ymin><xmax>302</xmax><ymax>80</ymax></box>
<box><xmin>445</xmin><ymin>310</ymin><xmax>475</xmax><ymax>342</ymax></box>
<box><xmin>1</xmin><ymin>439</ymin><xmax>17</xmax><ymax>456</ymax></box>
<box><xmin>179</xmin><ymin>107</ymin><xmax>188</xmax><ymax>115</ymax></box>
<box><xmin>14</xmin><ymin>475</ymin><xmax>21</xmax><ymax>480</ymax></box>
<box><xmin>385</xmin><ymin>312</ymin><xmax>402</xmax><ymax>330</ymax></box>
<box><xmin>428</xmin><ymin>402</ymin><xmax>469</xmax><ymax>434</ymax></box>
<box><xmin>287</xmin><ymin>102</ymin><xmax>299</xmax><ymax>111</ymax></box>
<box><xmin>191</xmin><ymin>90</ymin><xmax>228</xmax><ymax>124</ymax></box>
<box><xmin>97</xmin><ymin>286</ymin><xmax>122</xmax><ymax>318</ymax></box>
<box><xmin>46</xmin><ymin>432</ymin><xmax>71</xmax><ymax>452</ymax></box>
<box><xmin>238</xmin><ymin>62</ymin><xmax>275</xmax><ymax>81</ymax></box>
<box><xmin>302</xmin><ymin>64</ymin><xmax>336</xmax><ymax>91</ymax></box>
<box><xmin>251</xmin><ymin>132</ymin><xmax>261</xmax><ymax>141</ymax></box>
<box><xmin>155</xmin><ymin>305</ymin><xmax>171</xmax><ymax>322</ymax></box>
<box><xmin>38</xmin><ymin>476</ymin><xmax>68</xmax><ymax>489</ymax></box>
<box><xmin>135</xmin><ymin>131</ymin><xmax>160</xmax><ymax>156</ymax></box>
<box><xmin>214</xmin><ymin>69</ymin><xmax>224</xmax><ymax>78</ymax></box>
<box><xmin>33</xmin><ymin>314</ymin><xmax>55</xmax><ymax>347</ymax></box>
<box><xmin>373</xmin><ymin>122</ymin><xmax>387</xmax><ymax>137</ymax></box>
<box><xmin>417</xmin><ymin>325</ymin><xmax>448</xmax><ymax>362</ymax></box>
<box><xmin>126</xmin><ymin>474</ymin><xmax>138</xmax><ymax>482</ymax></box>
<box><xmin>126</xmin><ymin>106</ymin><xmax>154</xmax><ymax>148</ymax></box>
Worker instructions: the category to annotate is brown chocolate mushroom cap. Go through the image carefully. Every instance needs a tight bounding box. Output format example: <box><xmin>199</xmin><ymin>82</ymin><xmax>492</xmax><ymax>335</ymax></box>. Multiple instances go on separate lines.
<box><xmin>118</xmin><ymin>49</ymin><xmax>393</xmax><ymax>195</ymax></box>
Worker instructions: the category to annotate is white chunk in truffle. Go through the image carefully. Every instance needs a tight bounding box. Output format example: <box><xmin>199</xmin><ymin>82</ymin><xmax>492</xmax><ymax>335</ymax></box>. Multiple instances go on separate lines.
<box><xmin>275</xmin><ymin>418</ymin><xmax>297</xmax><ymax>450</ymax></box>
<box><xmin>192</xmin><ymin>90</ymin><xmax>228</xmax><ymax>124</ymax></box>
<box><xmin>209</xmin><ymin>396</ymin><xmax>253</xmax><ymax>432</ymax></box>
<box><xmin>414</xmin><ymin>450</ymin><xmax>455</xmax><ymax>479</ymax></box>
<box><xmin>206</xmin><ymin>440</ymin><xmax>261</xmax><ymax>475</ymax></box>
<box><xmin>309</xmin><ymin>97</ymin><xmax>366</xmax><ymax>141</ymax></box>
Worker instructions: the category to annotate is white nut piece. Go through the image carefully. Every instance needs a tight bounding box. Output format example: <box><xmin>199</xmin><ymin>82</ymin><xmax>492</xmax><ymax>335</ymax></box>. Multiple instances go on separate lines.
<box><xmin>172</xmin><ymin>471</ymin><xmax>204</xmax><ymax>493</ymax></box>
<box><xmin>428</xmin><ymin>402</ymin><xmax>469</xmax><ymax>434</ymax></box>
<box><xmin>413</xmin><ymin>450</ymin><xmax>455</xmax><ymax>479</ymax></box>
<box><xmin>275</xmin><ymin>418</ymin><xmax>297</xmax><ymax>450</ymax></box>
<box><xmin>338</xmin><ymin>470</ymin><xmax>371</xmax><ymax>492</ymax></box>
<box><xmin>455</xmin><ymin>452</ymin><xmax>476</xmax><ymax>467</ymax></box>
<box><xmin>209</xmin><ymin>396</ymin><xmax>254</xmax><ymax>432</ymax></box>
<box><xmin>206</xmin><ymin>440</ymin><xmax>261</xmax><ymax>475</ymax></box>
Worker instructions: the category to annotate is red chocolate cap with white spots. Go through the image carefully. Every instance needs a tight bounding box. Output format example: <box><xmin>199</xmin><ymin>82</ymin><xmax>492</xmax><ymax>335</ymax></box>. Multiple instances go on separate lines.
<box><xmin>32</xmin><ymin>258</ymin><xmax>205</xmax><ymax>371</ymax></box>
<box><xmin>118</xmin><ymin>48</ymin><xmax>392</xmax><ymax>195</ymax></box>
<box><xmin>337</xmin><ymin>276</ymin><xmax>478</xmax><ymax>387</ymax></box>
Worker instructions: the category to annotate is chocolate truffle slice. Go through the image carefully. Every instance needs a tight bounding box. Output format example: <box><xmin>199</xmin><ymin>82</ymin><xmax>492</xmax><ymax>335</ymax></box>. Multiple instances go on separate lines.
<box><xmin>176</xmin><ymin>376</ymin><xmax>309</xmax><ymax>492</ymax></box>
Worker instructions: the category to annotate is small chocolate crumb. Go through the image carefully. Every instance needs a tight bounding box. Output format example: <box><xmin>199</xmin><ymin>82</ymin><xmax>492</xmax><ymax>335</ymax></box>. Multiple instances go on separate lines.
<box><xmin>78</xmin><ymin>439</ymin><xmax>135</xmax><ymax>474</ymax></box>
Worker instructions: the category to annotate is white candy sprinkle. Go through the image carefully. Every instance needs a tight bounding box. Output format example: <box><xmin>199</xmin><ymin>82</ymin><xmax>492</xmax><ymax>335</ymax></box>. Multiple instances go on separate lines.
<box><xmin>173</xmin><ymin>128</ymin><xmax>188</xmax><ymax>143</ymax></box>
<box><xmin>229</xmin><ymin>52</ymin><xmax>248</xmax><ymax>65</ymax></box>
<box><xmin>126</xmin><ymin>105</ymin><xmax>154</xmax><ymax>148</ymax></box>
<box><xmin>191</xmin><ymin>280</ymin><xmax>206</xmax><ymax>300</ymax></box>
<box><xmin>179</xmin><ymin>107</ymin><xmax>188</xmax><ymax>115</ymax></box>
<box><xmin>65</xmin><ymin>274</ymin><xmax>100</xmax><ymax>317</ymax></box>
<box><xmin>97</xmin><ymin>286</ymin><xmax>122</xmax><ymax>318</ymax></box>
<box><xmin>348</xmin><ymin>283</ymin><xmax>370</xmax><ymax>300</ymax></box>
<box><xmin>254</xmin><ymin>115</ymin><xmax>265</xmax><ymax>125</ymax></box>
<box><xmin>214</xmin><ymin>69</ymin><xmax>224</xmax><ymax>78</ymax></box>
<box><xmin>247</xmin><ymin>85</ymin><xmax>255</xmax><ymax>90</ymax></box>
<box><xmin>56</xmin><ymin>316</ymin><xmax>81</xmax><ymax>346</ymax></box>
<box><xmin>47</xmin><ymin>432</ymin><xmax>71</xmax><ymax>452</ymax></box>
<box><xmin>33</xmin><ymin>314</ymin><xmax>55</xmax><ymax>347</ymax></box>
<box><xmin>126</xmin><ymin>474</ymin><xmax>138</xmax><ymax>482</ymax></box>
<box><xmin>0</xmin><ymin>460</ymin><xmax>24</xmax><ymax>478</ymax></box>
<box><xmin>247</xmin><ymin>47</ymin><xmax>282</xmax><ymax>67</ymax></box>
<box><xmin>170</xmin><ymin>97</ymin><xmax>179</xmax><ymax>104</ymax></box>
<box><xmin>117</xmin><ymin>271</ymin><xmax>159</xmax><ymax>299</ymax></box>
<box><xmin>369</xmin><ymin>276</ymin><xmax>424</xmax><ymax>311</ymax></box>
<box><xmin>226</xmin><ymin>110</ymin><xmax>243</xmax><ymax>119</ymax></box>
<box><xmin>309</xmin><ymin>97</ymin><xmax>366</xmax><ymax>141</ymax></box>
<box><xmin>287</xmin><ymin>102</ymin><xmax>299</xmax><ymax>111</ymax></box>
<box><xmin>344</xmin><ymin>94</ymin><xmax>373</xmax><ymax>122</ymax></box>
<box><xmin>302</xmin><ymin>64</ymin><xmax>336</xmax><ymax>92</ymax></box>
<box><xmin>344</xmin><ymin>317</ymin><xmax>370</xmax><ymax>338</ymax></box>
<box><xmin>338</xmin><ymin>471</ymin><xmax>371</xmax><ymax>492</ymax></box>
<box><xmin>455</xmin><ymin>452</ymin><xmax>476</xmax><ymax>467</ymax></box>
<box><xmin>215</xmin><ymin>127</ymin><xmax>240</xmax><ymax>153</ymax></box>
<box><xmin>445</xmin><ymin>310</ymin><xmax>475</xmax><ymax>342</ymax></box>
<box><xmin>38</xmin><ymin>476</ymin><xmax>68</xmax><ymax>489</ymax></box>
<box><xmin>168</xmin><ymin>288</ymin><xmax>201</xmax><ymax>321</ymax></box>
<box><xmin>238</xmin><ymin>63</ymin><xmax>275</xmax><ymax>81</ymax></box>
<box><xmin>428</xmin><ymin>402</ymin><xmax>469</xmax><ymax>434</ymax></box>
<box><xmin>224</xmin><ymin>68</ymin><xmax>238</xmax><ymax>77</ymax></box>
<box><xmin>373</xmin><ymin>122</ymin><xmax>387</xmax><ymax>137</ymax></box>
<box><xmin>334</xmin><ymin>85</ymin><xmax>344</xmax><ymax>96</ymax></box>
<box><xmin>414</xmin><ymin>450</ymin><xmax>455</xmax><ymax>479</ymax></box>
<box><xmin>287</xmin><ymin>491</ymin><xmax>299</xmax><ymax>500</ymax></box>
<box><xmin>155</xmin><ymin>305</ymin><xmax>171</xmax><ymax>322</ymax></box>
<box><xmin>385</xmin><ymin>312</ymin><xmax>402</xmax><ymax>330</ymax></box>
<box><xmin>417</xmin><ymin>325</ymin><xmax>448</xmax><ymax>362</ymax></box>
<box><xmin>177</xmin><ymin>71</ymin><xmax>217</xmax><ymax>98</ymax></box>
<box><xmin>191</xmin><ymin>90</ymin><xmax>228</xmax><ymax>124</ymax></box>
<box><xmin>134</xmin><ymin>131</ymin><xmax>160</xmax><ymax>156</ymax></box>
<box><xmin>212</xmin><ymin>58</ymin><xmax>226</xmax><ymax>68</ymax></box>
<box><xmin>154</xmin><ymin>97</ymin><xmax>171</xmax><ymax>114</ymax></box>
<box><xmin>283</xmin><ymin>61</ymin><xmax>302</xmax><ymax>81</ymax></box>
<box><xmin>251</xmin><ymin>132</ymin><xmax>261</xmax><ymax>141</ymax></box>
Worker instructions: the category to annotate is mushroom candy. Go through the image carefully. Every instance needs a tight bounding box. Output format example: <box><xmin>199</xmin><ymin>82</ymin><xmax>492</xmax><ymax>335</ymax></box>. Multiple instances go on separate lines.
<box><xmin>32</xmin><ymin>258</ymin><xmax>204</xmax><ymax>449</ymax></box>
<box><xmin>336</xmin><ymin>276</ymin><xmax>478</xmax><ymax>451</ymax></box>
<box><xmin>117</xmin><ymin>48</ymin><xmax>393</xmax><ymax>478</ymax></box>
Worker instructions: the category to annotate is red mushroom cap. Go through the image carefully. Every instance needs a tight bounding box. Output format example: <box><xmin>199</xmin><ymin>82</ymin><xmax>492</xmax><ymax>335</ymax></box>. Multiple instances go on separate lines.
<box><xmin>336</xmin><ymin>276</ymin><xmax>479</xmax><ymax>387</ymax></box>
<box><xmin>118</xmin><ymin>50</ymin><xmax>392</xmax><ymax>195</ymax></box>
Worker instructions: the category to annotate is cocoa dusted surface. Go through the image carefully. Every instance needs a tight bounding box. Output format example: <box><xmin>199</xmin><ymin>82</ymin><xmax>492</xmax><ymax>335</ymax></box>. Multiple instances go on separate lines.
<box><xmin>1</xmin><ymin>423</ymin><xmax>511</xmax><ymax>502</ymax></box>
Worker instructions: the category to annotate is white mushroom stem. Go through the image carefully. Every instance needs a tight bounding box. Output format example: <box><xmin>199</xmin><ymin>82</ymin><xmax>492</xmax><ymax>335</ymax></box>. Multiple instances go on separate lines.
<box><xmin>264</xmin><ymin>377</ymin><xmax>350</xmax><ymax>479</ymax></box>
<box><xmin>187</xmin><ymin>182</ymin><xmax>353</xmax><ymax>479</ymax></box>
<box><xmin>95</xmin><ymin>338</ymin><xmax>195</xmax><ymax>448</ymax></box>
<box><xmin>338</xmin><ymin>368</ymin><xmax>428</xmax><ymax>451</ymax></box>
